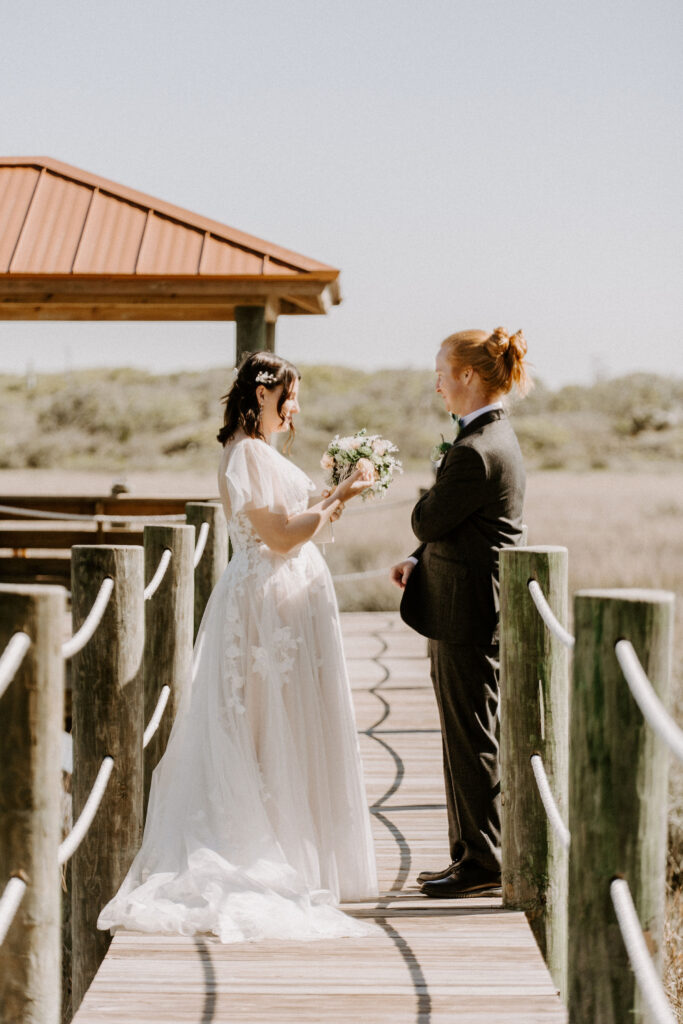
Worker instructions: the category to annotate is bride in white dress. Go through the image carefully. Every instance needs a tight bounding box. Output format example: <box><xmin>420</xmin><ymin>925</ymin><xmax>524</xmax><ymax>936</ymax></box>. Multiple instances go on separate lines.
<box><xmin>98</xmin><ymin>352</ymin><xmax>378</xmax><ymax>943</ymax></box>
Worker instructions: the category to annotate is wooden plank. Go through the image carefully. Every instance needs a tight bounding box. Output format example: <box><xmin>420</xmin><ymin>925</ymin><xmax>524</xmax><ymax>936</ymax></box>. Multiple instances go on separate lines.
<box><xmin>72</xmin><ymin>611</ymin><xmax>567</xmax><ymax>1024</ymax></box>
<box><xmin>0</xmin><ymin>530</ymin><xmax>145</xmax><ymax>549</ymax></box>
<box><xmin>0</xmin><ymin>557</ymin><xmax>71</xmax><ymax>585</ymax></box>
<box><xmin>0</xmin><ymin>496</ymin><xmax>202</xmax><ymax>517</ymax></box>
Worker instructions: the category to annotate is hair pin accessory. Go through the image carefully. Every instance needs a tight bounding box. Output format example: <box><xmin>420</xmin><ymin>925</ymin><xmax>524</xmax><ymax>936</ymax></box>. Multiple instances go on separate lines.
<box><xmin>255</xmin><ymin>371</ymin><xmax>278</xmax><ymax>385</ymax></box>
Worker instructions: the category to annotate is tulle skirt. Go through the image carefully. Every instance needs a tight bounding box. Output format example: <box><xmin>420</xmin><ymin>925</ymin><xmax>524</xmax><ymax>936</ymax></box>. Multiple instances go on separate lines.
<box><xmin>98</xmin><ymin>540</ymin><xmax>378</xmax><ymax>942</ymax></box>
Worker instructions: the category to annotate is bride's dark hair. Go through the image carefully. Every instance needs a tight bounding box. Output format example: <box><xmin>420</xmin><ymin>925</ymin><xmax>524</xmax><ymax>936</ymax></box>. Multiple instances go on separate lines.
<box><xmin>217</xmin><ymin>351</ymin><xmax>301</xmax><ymax>449</ymax></box>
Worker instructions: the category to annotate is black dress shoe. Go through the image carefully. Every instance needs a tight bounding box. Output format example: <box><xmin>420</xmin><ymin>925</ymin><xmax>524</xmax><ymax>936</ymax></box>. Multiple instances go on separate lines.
<box><xmin>416</xmin><ymin>842</ymin><xmax>466</xmax><ymax>885</ymax></box>
<box><xmin>416</xmin><ymin>862</ymin><xmax>458</xmax><ymax>885</ymax></box>
<box><xmin>420</xmin><ymin>861</ymin><xmax>501</xmax><ymax>898</ymax></box>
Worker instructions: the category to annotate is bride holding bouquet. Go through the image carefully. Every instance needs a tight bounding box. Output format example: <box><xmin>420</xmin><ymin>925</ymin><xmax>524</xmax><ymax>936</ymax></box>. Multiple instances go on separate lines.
<box><xmin>98</xmin><ymin>351</ymin><xmax>395</xmax><ymax>943</ymax></box>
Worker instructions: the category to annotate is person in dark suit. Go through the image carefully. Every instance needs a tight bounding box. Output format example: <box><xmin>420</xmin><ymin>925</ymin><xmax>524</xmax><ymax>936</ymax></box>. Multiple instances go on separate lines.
<box><xmin>390</xmin><ymin>327</ymin><xmax>531</xmax><ymax>897</ymax></box>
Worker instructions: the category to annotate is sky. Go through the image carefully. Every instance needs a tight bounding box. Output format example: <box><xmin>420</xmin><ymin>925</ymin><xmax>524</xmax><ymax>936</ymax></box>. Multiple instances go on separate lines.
<box><xmin>1</xmin><ymin>0</ymin><xmax>681</xmax><ymax>387</ymax></box>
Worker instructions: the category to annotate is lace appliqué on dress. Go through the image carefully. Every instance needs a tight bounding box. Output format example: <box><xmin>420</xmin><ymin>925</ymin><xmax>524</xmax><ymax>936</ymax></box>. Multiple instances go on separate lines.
<box><xmin>251</xmin><ymin>627</ymin><xmax>300</xmax><ymax>690</ymax></box>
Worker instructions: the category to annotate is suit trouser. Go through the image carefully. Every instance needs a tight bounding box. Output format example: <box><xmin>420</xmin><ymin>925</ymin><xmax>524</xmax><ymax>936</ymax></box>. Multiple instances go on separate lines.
<box><xmin>428</xmin><ymin>639</ymin><xmax>501</xmax><ymax>874</ymax></box>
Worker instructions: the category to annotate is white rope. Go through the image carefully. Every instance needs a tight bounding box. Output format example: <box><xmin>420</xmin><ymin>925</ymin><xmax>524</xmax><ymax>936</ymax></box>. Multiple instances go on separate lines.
<box><xmin>0</xmin><ymin>632</ymin><xmax>31</xmax><ymax>700</ymax></box>
<box><xmin>0</xmin><ymin>875</ymin><xmax>26</xmax><ymax>940</ymax></box>
<box><xmin>332</xmin><ymin>566</ymin><xmax>393</xmax><ymax>583</ymax></box>
<box><xmin>615</xmin><ymin>640</ymin><xmax>683</xmax><ymax>762</ymax></box>
<box><xmin>193</xmin><ymin>521</ymin><xmax>210</xmax><ymax>568</ymax></box>
<box><xmin>528</xmin><ymin>580</ymin><xmax>575</xmax><ymax>649</ymax></box>
<box><xmin>98</xmin><ymin>513</ymin><xmax>185</xmax><ymax>524</ymax></box>
<box><xmin>0</xmin><ymin>503</ymin><xmax>185</xmax><ymax>523</ymax></box>
<box><xmin>61</xmin><ymin>578</ymin><xmax>114</xmax><ymax>659</ymax></box>
<box><xmin>0</xmin><ymin>876</ymin><xmax>27</xmax><ymax>947</ymax></box>
<box><xmin>530</xmin><ymin>754</ymin><xmax>571</xmax><ymax>850</ymax></box>
<box><xmin>143</xmin><ymin>686</ymin><xmax>171</xmax><ymax>749</ymax></box>
<box><xmin>610</xmin><ymin>878</ymin><xmax>676</xmax><ymax>1024</ymax></box>
<box><xmin>0</xmin><ymin>503</ymin><xmax>94</xmax><ymax>521</ymax></box>
<box><xmin>58</xmin><ymin>757</ymin><xmax>114</xmax><ymax>866</ymax></box>
<box><xmin>144</xmin><ymin>549</ymin><xmax>172</xmax><ymax>601</ymax></box>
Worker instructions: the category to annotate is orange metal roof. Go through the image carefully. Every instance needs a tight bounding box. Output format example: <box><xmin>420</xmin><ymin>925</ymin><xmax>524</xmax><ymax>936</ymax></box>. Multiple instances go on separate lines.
<box><xmin>0</xmin><ymin>157</ymin><xmax>341</xmax><ymax>320</ymax></box>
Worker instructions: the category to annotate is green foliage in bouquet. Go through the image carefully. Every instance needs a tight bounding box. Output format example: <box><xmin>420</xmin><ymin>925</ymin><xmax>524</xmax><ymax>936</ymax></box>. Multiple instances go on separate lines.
<box><xmin>321</xmin><ymin>428</ymin><xmax>402</xmax><ymax>499</ymax></box>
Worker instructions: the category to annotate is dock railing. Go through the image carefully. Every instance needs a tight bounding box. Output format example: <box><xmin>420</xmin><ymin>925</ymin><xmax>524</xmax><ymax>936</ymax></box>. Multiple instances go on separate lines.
<box><xmin>0</xmin><ymin>506</ymin><xmax>227</xmax><ymax>1022</ymax></box>
<box><xmin>0</xmin><ymin>524</ymin><xmax>679</xmax><ymax>1024</ymax></box>
<box><xmin>500</xmin><ymin>545</ymin><xmax>679</xmax><ymax>1024</ymax></box>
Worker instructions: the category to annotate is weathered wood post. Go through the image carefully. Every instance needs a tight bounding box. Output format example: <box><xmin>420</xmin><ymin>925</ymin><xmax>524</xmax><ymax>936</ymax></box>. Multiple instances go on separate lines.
<box><xmin>235</xmin><ymin>305</ymin><xmax>276</xmax><ymax>363</ymax></box>
<box><xmin>500</xmin><ymin>545</ymin><xmax>569</xmax><ymax>998</ymax></box>
<box><xmin>0</xmin><ymin>584</ymin><xmax>65</xmax><ymax>1024</ymax></box>
<box><xmin>185</xmin><ymin>502</ymin><xmax>228</xmax><ymax>640</ymax></box>
<box><xmin>70</xmin><ymin>546</ymin><xmax>144</xmax><ymax>1014</ymax></box>
<box><xmin>569</xmin><ymin>588</ymin><xmax>673</xmax><ymax>1024</ymax></box>
<box><xmin>143</xmin><ymin>524</ymin><xmax>194</xmax><ymax>813</ymax></box>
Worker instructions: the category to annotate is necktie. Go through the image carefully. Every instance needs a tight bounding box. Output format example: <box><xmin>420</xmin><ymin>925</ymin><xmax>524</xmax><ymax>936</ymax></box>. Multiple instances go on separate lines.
<box><xmin>450</xmin><ymin>414</ymin><xmax>462</xmax><ymax>438</ymax></box>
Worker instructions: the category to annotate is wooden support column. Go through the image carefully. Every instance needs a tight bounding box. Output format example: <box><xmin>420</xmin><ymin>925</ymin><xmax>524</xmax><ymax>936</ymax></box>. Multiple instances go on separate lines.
<box><xmin>265</xmin><ymin>319</ymin><xmax>276</xmax><ymax>352</ymax></box>
<box><xmin>0</xmin><ymin>584</ymin><xmax>65</xmax><ymax>1024</ymax></box>
<box><xmin>185</xmin><ymin>503</ymin><xmax>229</xmax><ymax>641</ymax></box>
<box><xmin>142</xmin><ymin>525</ymin><xmax>194</xmax><ymax>814</ymax></box>
<box><xmin>235</xmin><ymin>302</ymin><xmax>277</xmax><ymax>363</ymax></box>
<box><xmin>499</xmin><ymin>546</ymin><xmax>569</xmax><ymax>998</ymax></box>
<box><xmin>71</xmin><ymin>546</ymin><xmax>144</xmax><ymax>1015</ymax></box>
<box><xmin>235</xmin><ymin>306</ymin><xmax>266</xmax><ymax>363</ymax></box>
<box><xmin>568</xmin><ymin>588</ymin><xmax>673</xmax><ymax>1024</ymax></box>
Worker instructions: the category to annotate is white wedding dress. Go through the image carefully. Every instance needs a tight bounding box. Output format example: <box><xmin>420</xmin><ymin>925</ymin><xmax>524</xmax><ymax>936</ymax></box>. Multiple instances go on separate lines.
<box><xmin>98</xmin><ymin>436</ymin><xmax>378</xmax><ymax>942</ymax></box>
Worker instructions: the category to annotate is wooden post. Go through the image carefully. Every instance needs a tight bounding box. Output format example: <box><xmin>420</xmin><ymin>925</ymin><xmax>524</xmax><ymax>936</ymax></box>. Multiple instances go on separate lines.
<box><xmin>0</xmin><ymin>584</ymin><xmax>65</xmax><ymax>1024</ymax></box>
<box><xmin>70</xmin><ymin>546</ymin><xmax>144</xmax><ymax>1014</ymax></box>
<box><xmin>499</xmin><ymin>545</ymin><xmax>569</xmax><ymax>998</ymax></box>
<box><xmin>235</xmin><ymin>305</ymin><xmax>267</xmax><ymax>363</ymax></box>
<box><xmin>185</xmin><ymin>502</ymin><xmax>228</xmax><ymax>641</ymax></box>
<box><xmin>568</xmin><ymin>588</ymin><xmax>673</xmax><ymax>1024</ymax></box>
<box><xmin>143</xmin><ymin>525</ymin><xmax>194</xmax><ymax>813</ymax></box>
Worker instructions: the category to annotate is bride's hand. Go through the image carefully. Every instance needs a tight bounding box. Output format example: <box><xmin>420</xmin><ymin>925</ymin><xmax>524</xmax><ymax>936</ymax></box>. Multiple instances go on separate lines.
<box><xmin>322</xmin><ymin>488</ymin><xmax>344</xmax><ymax>521</ymax></box>
<box><xmin>333</xmin><ymin>460</ymin><xmax>376</xmax><ymax>503</ymax></box>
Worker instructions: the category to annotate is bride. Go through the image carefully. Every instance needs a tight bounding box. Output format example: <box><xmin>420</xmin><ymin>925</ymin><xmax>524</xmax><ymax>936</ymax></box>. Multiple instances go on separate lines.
<box><xmin>98</xmin><ymin>352</ymin><xmax>379</xmax><ymax>943</ymax></box>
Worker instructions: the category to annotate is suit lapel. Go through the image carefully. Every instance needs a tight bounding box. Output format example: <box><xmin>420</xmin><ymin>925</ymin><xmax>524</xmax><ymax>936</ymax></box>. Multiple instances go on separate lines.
<box><xmin>437</xmin><ymin>408</ymin><xmax>505</xmax><ymax>478</ymax></box>
<box><xmin>456</xmin><ymin>408</ymin><xmax>505</xmax><ymax>442</ymax></box>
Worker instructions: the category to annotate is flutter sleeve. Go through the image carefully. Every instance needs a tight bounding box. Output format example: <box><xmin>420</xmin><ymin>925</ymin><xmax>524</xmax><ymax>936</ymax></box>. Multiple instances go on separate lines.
<box><xmin>224</xmin><ymin>439</ymin><xmax>292</xmax><ymax>516</ymax></box>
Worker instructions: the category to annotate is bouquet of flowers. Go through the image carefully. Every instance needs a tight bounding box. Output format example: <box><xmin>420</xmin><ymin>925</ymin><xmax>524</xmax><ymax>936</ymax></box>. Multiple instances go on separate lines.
<box><xmin>321</xmin><ymin>429</ymin><xmax>402</xmax><ymax>499</ymax></box>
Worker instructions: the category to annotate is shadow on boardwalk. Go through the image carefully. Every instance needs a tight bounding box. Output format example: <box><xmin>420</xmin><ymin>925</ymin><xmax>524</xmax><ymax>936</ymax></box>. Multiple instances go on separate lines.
<box><xmin>73</xmin><ymin>612</ymin><xmax>566</xmax><ymax>1024</ymax></box>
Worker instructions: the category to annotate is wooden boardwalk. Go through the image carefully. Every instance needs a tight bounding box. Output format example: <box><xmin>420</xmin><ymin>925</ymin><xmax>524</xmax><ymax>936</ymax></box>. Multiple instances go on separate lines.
<box><xmin>73</xmin><ymin>612</ymin><xmax>566</xmax><ymax>1024</ymax></box>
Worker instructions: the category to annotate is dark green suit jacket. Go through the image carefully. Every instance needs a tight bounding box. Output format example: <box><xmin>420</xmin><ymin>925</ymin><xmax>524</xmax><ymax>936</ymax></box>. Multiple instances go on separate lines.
<box><xmin>400</xmin><ymin>409</ymin><xmax>525</xmax><ymax>644</ymax></box>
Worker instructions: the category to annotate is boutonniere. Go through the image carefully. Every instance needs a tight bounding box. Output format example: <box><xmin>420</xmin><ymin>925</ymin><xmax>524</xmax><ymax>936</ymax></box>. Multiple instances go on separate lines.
<box><xmin>430</xmin><ymin>436</ymin><xmax>453</xmax><ymax>467</ymax></box>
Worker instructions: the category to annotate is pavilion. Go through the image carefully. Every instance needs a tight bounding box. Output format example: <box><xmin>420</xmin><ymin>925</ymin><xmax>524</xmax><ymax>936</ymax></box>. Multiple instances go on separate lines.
<box><xmin>0</xmin><ymin>157</ymin><xmax>341</xmax><ymax>362</ymax></box>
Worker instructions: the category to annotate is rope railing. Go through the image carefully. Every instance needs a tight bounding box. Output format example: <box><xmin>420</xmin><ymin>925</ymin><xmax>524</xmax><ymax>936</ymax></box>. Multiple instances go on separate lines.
<box><xmin>615</xmin><ymin>639</ymin><xmax>683</xmax><ymax>763</ymax></box>
<box><xmin>143</xmin><ymin>686</ymin><xmax>171</xmax><ymax>749</ymax></box>
<box><xmin>58</xmin><ymin>757</ymin><xmax>114</xmax><ymax>866</ymax></box>
<box><xmin>193</xmin><ymin>521</ymin><xmax>210</xmax><ymax>568</ymax></box>
<box><xmin>0</xmin><ymin>502</ymin><xmax>184</xmax><ymax>523</ymax></box>
<box><xmin>527</xmin><ymin>580</ymin><xmax>575</xmax><ymax>648</ymax></box>
<box><xmin>143</xmin><ymin>549</ymin><xmax>172</xmax><ymax>601</ymax></box>
<box><xmin>61</xmin><ymin>577</ymin><xmax>114</xmax><ymax>659</ymax></box>
<box><xmin>610</xmin><ymin>878</ymin><xmax>676</xmax><ymax>1024</ymax></box>
<box><xmin>0</xmin><ymin>631</ymin><xmax>31</xmax><ymax>699</ymax></box>
<box><xmin>530</xmin><ymin>754</ymin><xmax>571</xmax><ymax>850</ymax></box>
<box><xmin>0</xmin><ymin>875</ymin><xmax>28</xmax><ymax>947</ymax></box>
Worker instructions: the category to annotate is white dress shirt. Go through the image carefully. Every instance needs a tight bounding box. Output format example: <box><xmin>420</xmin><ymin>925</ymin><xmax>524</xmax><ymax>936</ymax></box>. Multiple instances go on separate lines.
<box><xmin>459</xmin><ymin>401</ymin><xmax>503</xmax><ymax>430</ymax></box>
